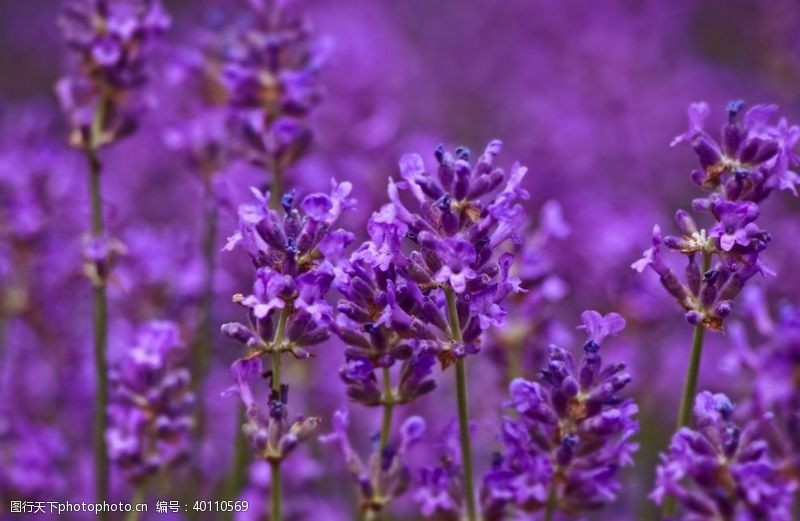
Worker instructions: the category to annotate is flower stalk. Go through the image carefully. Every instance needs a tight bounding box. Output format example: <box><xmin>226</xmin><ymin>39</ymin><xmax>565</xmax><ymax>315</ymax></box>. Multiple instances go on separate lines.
<box><xmin>86</xmin><ymin>92</ymin><xmax>110</xmax><ymax>514</ymax></box>
<box><xmin>446</xmin><ymin>287</ymin><xmax>478</xmax><ymax>521</ymax></box>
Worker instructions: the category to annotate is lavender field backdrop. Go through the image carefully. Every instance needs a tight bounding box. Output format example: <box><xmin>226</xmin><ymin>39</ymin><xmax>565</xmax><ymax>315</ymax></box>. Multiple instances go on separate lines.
<box><xmin>1</xmin><ymin>1</ymin><xmax>799</xmax><ymax>520</ymax></box>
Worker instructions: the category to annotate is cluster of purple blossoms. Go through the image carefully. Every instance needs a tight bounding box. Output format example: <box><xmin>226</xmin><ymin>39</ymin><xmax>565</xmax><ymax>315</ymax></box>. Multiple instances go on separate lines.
<box><xmin>412</xmin><ymin>422</ymin><xmax>469</xmax><ymax>519</ymax></box>
<box><xmin>726</xmin><ymin>293</ymin><xmax>800</xmax><ymax>493</ymax></box>
<box><xmin>0</xmin><ymin>417</ymin><xmax>68</xmax><ymax>501</ymax></box>
<box><xmin>651</xmin><ymin>391</ymin><xmax>796</xmax><ymax>520</ymax></box>
<box><xmin>320</xmin><ymin>408</ymin><xmax>426</xmax><ymax>513</ymax></box>
<box><xmin>332</xmin><ymin>238</ymin><xmax>439</xmax><ymax>407</ymax></box>
<box><xmin>222</xmin><ymin>180</ymin><xmax>355</xmax><ymax>459</ymax></box>
<box><xmin>481</xmin><ymin>311</ymin><xmax>638</xmax><ymax>519</ymax></box>
<box><xmin>222</xmin><ymin>180</ymin><xmax>355</xmax><ymax>362</ymax></box>
<box><xmin>56</xmin><ymin>0</ymin><xmax>170</xmax><ymax>148</ymax></box>
<box><xmin>224</xmin><ymin>357</ymin><xmax>320</xmax><ymax>464</ymax></box>
<box><xmin>633</xmin><ymin>101</ymin><xmax>800</xmax><ymax>332</ymax></box>
<box><xmin>106</xmin><ymin>321</ymin><xmax>194</xmax><ymax>483</ymax></box>
<box><xmin>221</xmin><ymin>0</ymin><xmax>328</xmax><ymax>174</ymax></box>
<box><xmin>363</xmin><ymin>140</ymin><xmax>528</xmax><ymax>363</ymax></box>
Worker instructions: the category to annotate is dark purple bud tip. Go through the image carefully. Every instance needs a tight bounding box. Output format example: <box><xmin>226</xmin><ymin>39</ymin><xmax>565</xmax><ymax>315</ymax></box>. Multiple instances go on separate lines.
<box><xmin>715</xmin><ymin>395</ymin><xmax>734</xmax><ymax>419</ymax></box>
<box><xmin>733</xmin><ymin>167</ymin><xmax>748</xmax><ymax>180</ymax></box>
<box><xmin>491</xmin><ymin>451</ymin><xmax>503</xmax><ymax>468</ymax></box>
<box><xmin>715</xmin><ymin>300</ymin><xmax>733</xmax><ymax>317</ymax></box>
<box><xmin>362</xmin><ymin>322</ymin><xmax>379</xmax><ymax>333</ymax></box>
<box><xmin>434</xmin><ymin>144</ymin><xmax>447</xmax><ymax>164</ymax></box>
<box><xmin>455</xmin><ymin>146</ymin><xmax>470</xmax><ymax>161</ymax></box>
<box><xmin>703</xmin><ymin>269</ymin><xmax>718</xmax><ymax>284</ymax></box>
<box><xmin>583</xmin><ymin>340</ymin><xmax>600</xmax><ymax>354</ymax></box>
<box><xmin>435</xmin><ymin>193</ymin><xmax>452</xmax><ymax>211</ymax></box>
<box><xmin>380</xmin><ymin>445</ymin><xmax>396</xmax><ymax>472</ymax></box>
<box><xmin>269</xmin><ymin>399</ymin><xmax>286</xmax><ymax>419</ymax></box>
<box><xmin>221</xmin><ymin>322</ymin><xmax>255</xmax><ymax>345</ymax></box>
<box><xmin>685</xmin><ymin>310</ymin><xmax>703</xmax><ymax>325</ymax></box>
<box><xmin>726</xmin><ymin>100</ymin><xmax>745</xmax><ymax>122</ymax></box>
<box><xmin>281</xmin><ymin>190</ymin><xmax>296</xmax><ymax>213</ymax></box>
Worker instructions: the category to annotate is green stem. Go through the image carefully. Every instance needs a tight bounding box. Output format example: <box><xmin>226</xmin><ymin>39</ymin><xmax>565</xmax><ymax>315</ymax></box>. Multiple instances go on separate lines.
<box><xmin>543</xmin><ymin>480</ymin><xmax>557</xmax><ymax>521</ymax></box>
<box><xmin>270</xmin><ymin>460</ymin><xmax>281</xmax><ymax>521</ymax></box>
<box><xmin>269</xmin><ymin>163</ymin><xmax>283</xmax><ymax>210</ymax></box>
<box><xmin>125</xmin><ymin>486</ymin><xmax>145</xmax><ymax>521</ymax></box>
<box><xmin>267</xmin><ymin>306</ymin><xmax>289</xmax><ymax>520</ymax></box>
<box><xmin>445</xmin><ymin>288</ymin><xmax>478</xmax><ymax>521</ymax></box>
<box><xmin>676</xmin><ymin>321</ymin><xmax>707</xmax><ymax>429</ymax></box>
<box><xmin>271</xmin><ymin>306</ymin><xmax>288</xmax><ymax>394</ymax></box>
<box><xmin>193</xmin><ymin>194</ymin><xmax>218</xmax><ymax>436</ymax></box>
<box><xmin>379</xmin><ymin>366</ymin><xmax>394</xmax><ymax>451</ymax></box>
<box><xmin>663</xmin><ymin>252</ymin><xmax>711</xmax><ymax>519</ymax></box>
<box><xmin>86</xmin><ymin>93</ymin><xmax>109</xmax><ymax>517</ymax></box>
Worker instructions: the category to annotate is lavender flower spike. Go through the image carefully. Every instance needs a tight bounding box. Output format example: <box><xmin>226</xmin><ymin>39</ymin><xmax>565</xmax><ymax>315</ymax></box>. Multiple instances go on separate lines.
<box><xmin>482</xmin><ymin>310</ymin><xmax>638</xmax><ymax>520</ymax></box>
<box><xmin>57</xmin><ymin>0</ymin><xmax>170</xmax><ymax>148</ymax></box>
<box><xmin>107</xmin><ymin>321</ymin><xmax>194</xmax><ymax>484</ymax></box>
<box><xmin>651</xmin><ymin>391</ymin><xmax>796</xmax><ymax>520</ymax></box>
<box><xmin>320</xmin><ymin>408</ymin><xmax>425</xmax><ymax>515</ymax></box>
<box><xmin>223</xmin><ymin>358</ymin><xmax>320</xmax><ymax>463</ymax></box>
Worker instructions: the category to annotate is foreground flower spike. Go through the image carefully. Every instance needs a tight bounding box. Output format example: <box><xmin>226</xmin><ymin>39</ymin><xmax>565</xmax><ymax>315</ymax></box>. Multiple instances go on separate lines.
<box><xmin>222</xmin><ymin>0</ymin><xmax>328</xmax><ymax>204</ymax></box>
<box><xmin>107</xmin><ymin>321</ymin><xmax>194</xmax><ymax>486</ymax></box>
<box><xmin>651</xmin><ymin>391</ymin><xmax>795</xmax><ymax>520</ymax></box>
<box><xmin>370</xmin><ymin>141</ymin><xmax>527</xmax><ymax>521</ymax></box>
<box><xmin>632</xmin><ymin>102</ymin><xmax>799</xmax><ymax>478</ymax></box>
<box><xmin>481</xmin><ymin>310</ymin><xmax>637</xmax><ymax>520</ymax></box>
<box><xmin>320</xmin><ymin>408</ymin><xmax>425</xmax><ymax>516</ymax></box>
<box><xmin>56</xmin><ymin>0</ymin><xmax>169</xmax><ymax>509</ymax></box>
<box><xmin>222</xmin><ymin>181</ymin><xmax>354</xmax><ymax>519</ymax></box>
<box><xmin>326</xmin><ymin>239</ymin><xmax>437</xmax><ymax>517</ymax></box>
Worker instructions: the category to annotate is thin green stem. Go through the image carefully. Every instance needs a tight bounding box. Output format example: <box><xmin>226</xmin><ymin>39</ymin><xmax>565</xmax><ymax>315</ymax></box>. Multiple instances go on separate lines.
<box><xmin>125</xmin><ymin>486</ymin><xmax>145</xmax><ymax>521</ymax></box>
<box><xmin>270</xmin><ymin>460</ymin><xmax>281</xmax><ymax>521</ymax></box>
<box><xmin>663</xmin><ymin>252</ymin><xmax>711</xmax><ymax>519</ymax></box>
<box><xmin>543</xmin><ymin>480</ymin><xmax>557</xmax><ymax>521</ymax></box>
<box><xmin>267</xmin><ymin>306</ymin><xmax>289</xmax><ymax>521</ymax></box>
<box><xmin>194</xmin><ymin>193</ymin><xmax>218</xmax><ymax>422</ymax></box>
<box><xmin>379</xmin><ymin>366</ymin><xmax>394</xmax><ymax>451</ymax></box>
<box><xmin>445</xmin><ymin>288</ymin><xmax>478</xmax><ymax>521</ymax></box>
<box><xmin>269</xmin><ymin>162</ymin><xmax>284</xmax><ymax>210</ymax></box>
<box><xmin>86</xmin><ymin>92</ymin><xmax>110</xmax><ymax>517</ymax></box>
<box><xmin>271</xmin><ymin>306</ymin><xmax>289</xmax><ymax>394</ymax></box>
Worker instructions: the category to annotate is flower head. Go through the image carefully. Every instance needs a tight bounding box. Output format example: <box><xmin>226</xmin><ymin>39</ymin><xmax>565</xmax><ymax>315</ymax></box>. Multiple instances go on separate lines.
<box><xmin>482</xmin><ymin>311</ymin><xmax>637</xmax><ymax>517</ymax></box>
<box><xmin>106</xmin><ymin>320</ymin><xmax>193</xmax><ymax>483</ymax></box>
<box><xmin>320</xmin><ymin>408</ymin><xmax>425</xmax><ymax>515</ymax></box>
<box><xmin>223</xmin><ymin>357</ymin><xmax>319</xmax><ymax>463</ymax></box>
<box><xmin>651</xmin><ymin>391</ymin><xmax>795</xmax><ymax>520</ymax></box>
<box><xmin>221</xmin><ymin>0</ymin><xmax>329</xmax><ymax>169</ymax></box>
<box><xmin>57</xmin><ymin>0</ymin><xmax>169</xmax><ymax>147</ymax></box>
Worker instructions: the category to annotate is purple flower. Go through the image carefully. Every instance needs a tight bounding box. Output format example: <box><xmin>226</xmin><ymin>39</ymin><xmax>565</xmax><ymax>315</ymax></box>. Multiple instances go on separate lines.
<box><xmin>481</xmin><ymin>311</ymin><xmax>638</xmax><ymax>517</ymax></box>
<box><xmin>320</xmin><ymin>408</ymin><xmax>425</xmax><ymax>515</ymax></box>
<box><xmin>57</xmin><ymin>0</ymin><xmax>169</xmax><ymax>147</ymax></box>
<box><xmin>707</xmin><ymin>200</ymin><xmax>763</xmax><ymax>253</ymax></box>
<box><xmin>221</xmin><ymin>0</ymin><xmax>329</xmax><ymax>170</ymax></box>
<box><xmin>413</xmin><ymin>423</ymin><xmax>467</xmax><ymax>520</ymax></box>
<box><xmin>365</xmin><ymin>141</ymin><xmax>528</xmax><ymax>364</ymax></box>
<box><xmin>632</xmin><ymin>101</ymin><xmax>793</xmax><ymax>332</ymax></box>
<box><xmin>222</xmin><ymin>181</ymin><xmax>355</xmax><ymax>359</ymax></box>
<box><xmin>651</xmin><ymin>391</ymin><xmax>795</xmax><ymax>520</ymax></box>
<box><xmin>676</xmin><ymin>100</ymin><xmax>799</xmax><ymax>201</ymax></box>
<box><xmin>223</xmin><ymin>357</ymin><xmax>320</xmax><ymax>462</ymax></box>
<box><xmin>106</xmin><ymin>321</ymin><xmax>193</xmax><ymax>483</ymax></box>
<box><xmin>0</xmin><ymin>417</ymin><xmax>68</xmax><ymax>499</ymax></box>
